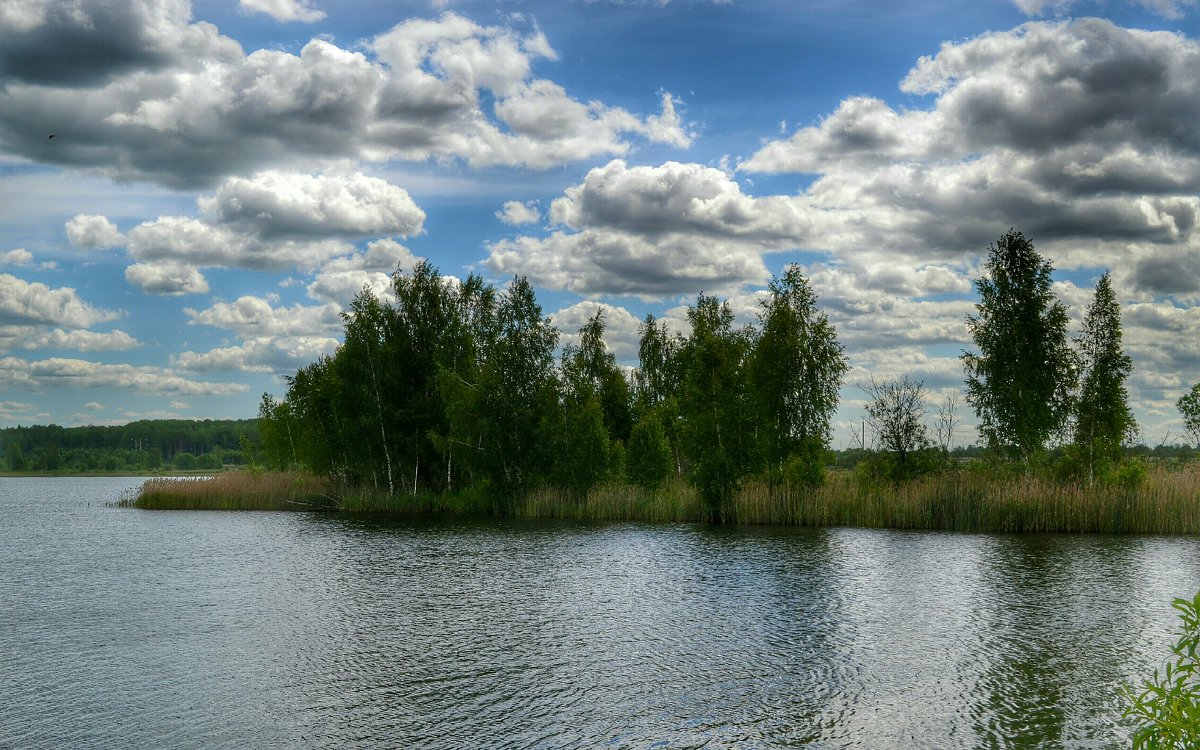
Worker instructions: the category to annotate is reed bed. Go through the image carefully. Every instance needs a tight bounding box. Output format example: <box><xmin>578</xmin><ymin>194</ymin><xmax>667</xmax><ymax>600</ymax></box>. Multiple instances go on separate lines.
<box><xmin>134</xmin><ymin>471</ymin><xmax>338</xmax><ymax>511</ymax></box>
<box><xmin>133</xmin><ymin>463</ymin><xmax>1200</xmax><ymax>534</ymax></box>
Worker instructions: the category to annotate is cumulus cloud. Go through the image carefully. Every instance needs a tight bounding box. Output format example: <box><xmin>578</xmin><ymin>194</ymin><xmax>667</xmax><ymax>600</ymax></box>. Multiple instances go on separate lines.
<box><xmin>0</xmin><ymin>0</ymin><xmax>240</xmax><ymax>87</ymax></box>
<box><xmin>737</xmin><ymin>19</ymin><xmax>1200</xmax><ymax>299</ymax></box>
<box><xmin>0</xmin><ymin>5</ymin><xmax>690</xmax><ymax>187</ymax></box>
<box><xmin>124</xmin><ymin>262</ymin><xmax>210</xmax><ymax>295</ymax></box>
<box><xmin>198</xmin><ymin>171</ymin><xmax>425</xmax><ymax>239</ymax></box>
<box><xmin>172</xmin><ymin>336</ymin><xmax>340</xmax><ymax>374</ymax></box>
<box><xmin>21</xmin><ymin>328</ymin><xmax>141</xmax><ymax>352</ymax></box>
<box><xmin>0</xmin><ymin>248</ymin><xmax>34</xmax><ymax>266</ymax></box>
<box><xmin>177</xmin><ymin>295</ymin><xmax>344</xmax><ymax>374</ymax></box>
<box><xmin>185</xmin><ymin>296</ymin><xmax>343</xmax><ymax>338</ymax></box>
<box><xmin>0</xmin><ymin>273</ymin><xmax>119</xmax><ymax>327</ymax></box>
<box><xmin>306</xmin><ymin>239</ymin><xmax>422</xmax><ymax>305</ymax></box>
<box><xmin>0</xmin><ymin>355</ymin><xmax>247</xmax><ymax>396</ymax></box>
<box><xmin>487</xmin><ymin>159</ymin><xmax>820</xmax><ymax>297</ymax></box>
<box><xmin>89</xmin><ymin>172</ymin><xmax>422</xmax><ymax>291</ymax></box>
<box><xmin>496</xmin><ymin>200</ymin><xmax>541</xmax><ymax>226</ymax></box>
<box><xmin>239</xmin><ymin>0</ymin><xmax>325</xmax><ymax>23</ymax></box>
<box><xmin>65</xmin><ymin>214</ymin><xmax>125</xmax><ymax>249</ymax></box>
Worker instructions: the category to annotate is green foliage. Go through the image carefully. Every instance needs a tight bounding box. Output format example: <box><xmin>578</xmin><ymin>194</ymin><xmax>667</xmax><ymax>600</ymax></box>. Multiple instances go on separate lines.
<box><xmin>554</xmin><ymin>396</ymin><xmax>611</xmax><ymax>496</ymax></box>
<box><xmin>677</xmin><ymin>295</ymin><xmax>757</xmax><ymax>520</ymax></box>
<box><xmin>748</xmin><ymin>265</ymin><xmax>847</xmax><ymax>484</ymax></box>
<box><xmin>1074</xmin><ymin>272</ymin><xmax>1136</xmax><ymax>479</ymax></box>
<box><xmin>783</xmin><ymin>445</ymin><xmax>827</xmax><ymax>488</ymax></box>
<box><xmin>627</xmin><ymin>411</ymin><xmax>673</xmax><ymax>489</ymax></box>
<box><xmin>6</xmin><ymin>441</ymin><xmax>26</xmax><ymax>471</ymax></box>
<box><xmin>963</xmin><ymin>229</ymin><xmax>1078</xmax><ymax>461</ymax></box>
<box><xmin>1179</xmin><ymin>384</ymin><xmax>1200</xmax><ymax>449</ymax></box>
<box><xmin>1125</xmin><ymin>591</ymin><xmax>1200</xmax><ymax>748</ymax></box>
<box><xmin>0</xmin><ymin>419</ymin><xmax>251</xmax><ymax>472</ymax></box>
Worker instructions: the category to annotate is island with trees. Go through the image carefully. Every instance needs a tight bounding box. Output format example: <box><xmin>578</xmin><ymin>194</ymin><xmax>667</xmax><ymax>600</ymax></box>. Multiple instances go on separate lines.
<box><xmin>96</xmin><ymin>231</ymin><xmax>1200</xmax><ymax>531</ymax></box>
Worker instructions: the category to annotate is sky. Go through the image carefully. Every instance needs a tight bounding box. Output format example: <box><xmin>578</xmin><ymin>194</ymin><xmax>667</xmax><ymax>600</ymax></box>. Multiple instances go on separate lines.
<box><xmin>1</xmin><ymin>0</ymin><xmax>1199</xmax><ymax>447</ymax></box>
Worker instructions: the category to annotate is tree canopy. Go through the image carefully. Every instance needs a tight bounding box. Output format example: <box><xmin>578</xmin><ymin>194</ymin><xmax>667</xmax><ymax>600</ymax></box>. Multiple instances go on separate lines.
<box><xmin>963</xmin><ymin>229</ymin><xmax>1077</xmax><ymax>461</ymax></box>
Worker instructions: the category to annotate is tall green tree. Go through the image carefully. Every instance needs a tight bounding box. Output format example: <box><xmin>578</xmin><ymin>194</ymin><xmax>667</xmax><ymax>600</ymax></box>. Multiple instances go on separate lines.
<box><xmin>388</xmin><ymin>261</ymin><xmax>462</xmax><ymax>494</ymax></box>
<box><xmin>1073</xmin><ymin>272</ymin><xmax>1136</xmax><ymax>478</ymax></box>
<box><xmin>963</xmin><ymin>230</ymin><xmax>1077</xmax><ymax>461</ymax></box>
<box><xmin>633</xmin><ymin>313</ymin><xmax>683</xmax><ymax>477</ymax></box>
<box><xmin>677</xmin><ymin>294</ymin><xmax>756</xmax><ymax>520</ymax></box>
<box><xmin>469</xmin><ymin>276</ymin><xmax>559</xmax><ymax>502</ymax></box>
<box><xmin>430</xmin><ymin>273</ymin><xmax>499</xmax><ymax>492</ymax></box>
<box><xmin>338</xmin><ymin>288</ymin><xmax>397</xmax><ymax>492</ymax></box>
<box><xmin>748</xmin><ymin>265</ymin><xmax>847</xmax><ymax>484</ymax></box>
<box><xmin>554</xmin><ymin>310</ymin><xmax>630</xmax><ymax>493</ymax></box>
<box><xmin>1179</xmin><ymin>383</ymin><xmax>1200</xmax><ymax>448</ymax></box>
<box><xmin>258</xmin><ymin>392</ymin><xmax>296</xmax><ymax>471</ymax></box>
<box><xmin>561</xmin><ymin>309</ymin><xmax>632</xmax><ymax>443</ymax></box>
<box><xmin>5</xmin><ymin>441</ymin><xmax>25</xmax><ymax>471</ymax></box>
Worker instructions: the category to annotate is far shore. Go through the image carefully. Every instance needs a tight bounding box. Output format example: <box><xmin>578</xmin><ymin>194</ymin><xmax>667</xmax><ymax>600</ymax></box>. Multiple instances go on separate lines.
<box><xmin>1</xmin><ymin>470</ymin><xmax>230</xmax><ymax>479</ymax></box>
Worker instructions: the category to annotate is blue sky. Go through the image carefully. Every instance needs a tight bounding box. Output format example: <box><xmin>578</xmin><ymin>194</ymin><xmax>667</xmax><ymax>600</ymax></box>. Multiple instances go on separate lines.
<box><xmin>1</xmin><ymin>0</ymin><xmax>1199</xmax><ymax>447</ymax></box>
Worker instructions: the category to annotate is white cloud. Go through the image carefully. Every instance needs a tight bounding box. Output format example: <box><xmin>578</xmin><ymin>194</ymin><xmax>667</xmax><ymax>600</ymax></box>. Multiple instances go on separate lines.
<box><xmin>172</xmin><ymin>336</ymin><xmax>340</xmax><ymax>374</ymax></box>
<box><xmin>239</xmin><ymin>0</ymin><xmax>325</xmax><ymax>23</ymax></box>
<box><xmin>65</xmin><ymin>214</ymin><xmax>125</xmax><ymax>249</ymax></box>
<box><xmin>84</xmin><ymin>401</ymin><xmax>103</xmax><ymax>410</ymax></box>
<box><xmin>198</xmin><ymin>171</ymin><xmax>425</xmax><ymax>239</ymax></box>
<box><xmin>0</xmin><ymin>355</ymin><xmax>248</xmax><ymax>396</ymax></box>
<box><xmin>0</xmin><ymin>248</ymin><xmax>34</xmax><ymax>266</ymax></box>
<box><xmin>21</xmin><ymin>328</ymin><xmax>141</xmax><ymax>352</ymax></box>
<box><xmin>550</xmin><ymin>300</ymin><xmax>643</xmax><ymax>361</ymax></box>
<box><xmin>737</xmin><ymin>19</ymin><xmax>1200</xmax><ymax>299</ymax></box>
<box><xmin>185</xmin><ymin>296</ymin><xmax>343</xmax><ymax>339</ymax></box>
<box><xmin>496</xmin><ymin>200</ymin><xmax>541</xmax><ymax>226</ymax></box>
<box><xmin>485</xmin><ymin>159</ymin><xmax>812</xmax><ymax>297</ymax></box>
<box><xmin>0</xmin><ymin>7</ymin><xmax>690</xmax><ymax>187</ymax></box>
<box><xmin>124</xmin><ymin>262</ymin><xmax>210</xmax><ymax>296</ymax></box>
<box><xmin>125</xmin><ymin>215</ymin><xmax>353</xmax><ymax>272</ymax></box>
<box><xmin>0</xmin><ymin>273</ymin><xmax>119</xmax><ymax>327</ymax></box>
<box><xmin>306</xmin><ymin>240</ymin><xmax>422</xmax><ymax>305</ymax></box>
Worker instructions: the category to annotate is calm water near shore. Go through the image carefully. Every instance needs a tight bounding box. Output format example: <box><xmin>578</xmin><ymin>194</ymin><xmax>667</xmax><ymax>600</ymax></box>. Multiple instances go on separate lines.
<box><xmin>2</xmin><ymin>476</ymin><xmax>1198</xmax><ymax>748</ymax></box>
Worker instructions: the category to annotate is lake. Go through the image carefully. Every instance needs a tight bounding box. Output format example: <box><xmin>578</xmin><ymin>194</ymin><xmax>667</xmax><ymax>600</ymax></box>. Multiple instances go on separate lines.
<box><xmin>2</xmin><ymin>476</ymin><xmax>1197</xmax><ymax>748</ymax></box>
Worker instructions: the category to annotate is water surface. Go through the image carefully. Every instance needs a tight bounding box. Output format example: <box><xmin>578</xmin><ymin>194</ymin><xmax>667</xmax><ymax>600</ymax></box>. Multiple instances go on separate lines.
<box><xmin>2</xmin><ymin>477</ymin><xmax>1197</xmax><ymax>748</ymax></box>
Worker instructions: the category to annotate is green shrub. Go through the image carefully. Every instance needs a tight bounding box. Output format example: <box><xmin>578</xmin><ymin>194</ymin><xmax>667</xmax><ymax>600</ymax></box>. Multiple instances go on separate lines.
<box><xmin>1125</xmin><ymin>591</ymin><xmax>1200</xmax><ymax>748</ymax></box>
<box><xmin>627</xmin><ymin>414</ymin><xmax>673</xmax><ymax>489</ymax></box>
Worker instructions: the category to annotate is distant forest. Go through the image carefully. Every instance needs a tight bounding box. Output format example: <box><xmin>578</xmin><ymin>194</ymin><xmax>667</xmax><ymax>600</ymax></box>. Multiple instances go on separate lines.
<box><xmin>0</xmin><ymin>419</ymin><xmax>260</xmax><ymax>473</ymax></box>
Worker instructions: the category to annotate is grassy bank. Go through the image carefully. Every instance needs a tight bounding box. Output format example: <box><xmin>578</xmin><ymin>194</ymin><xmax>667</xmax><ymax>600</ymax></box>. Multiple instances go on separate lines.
<box><xmin>132</xmin><ymin>463</ymin><xmax>1200</xmax><ymax>534</ymax></box>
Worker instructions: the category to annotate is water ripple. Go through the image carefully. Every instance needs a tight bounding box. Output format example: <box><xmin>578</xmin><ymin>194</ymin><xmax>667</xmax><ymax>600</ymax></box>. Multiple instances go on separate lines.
<box><xmin>3</xmin><ymin>479</ymin><xmax>1199</xmax><ymax>748</ymax></box>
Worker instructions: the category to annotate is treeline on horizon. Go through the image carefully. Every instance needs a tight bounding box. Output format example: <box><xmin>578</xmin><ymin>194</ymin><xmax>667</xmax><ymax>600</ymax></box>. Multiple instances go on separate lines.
<box><xmin>255</xmin><ymin>228</ymin><xmax>1200</xmax><ymax>519</ymax></box>
<box><xmin>0</xmin><ymin>419</ymin><xmax>259</xmax><ymax>473</ymax></box>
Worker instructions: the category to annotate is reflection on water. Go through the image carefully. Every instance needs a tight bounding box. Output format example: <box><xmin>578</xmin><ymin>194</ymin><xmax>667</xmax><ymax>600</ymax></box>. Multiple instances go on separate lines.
<box><xmin>2</xmin><ymin>477</ymin><xmax>1198</xmax><ymax>749</ymax></box>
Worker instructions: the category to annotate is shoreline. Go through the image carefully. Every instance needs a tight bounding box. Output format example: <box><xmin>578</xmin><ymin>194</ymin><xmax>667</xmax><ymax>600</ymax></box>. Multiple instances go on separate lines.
<box><xmin>128</xmin><ymin>466</ymin><xmax>1200</xmax><ymax>535</ymax></box>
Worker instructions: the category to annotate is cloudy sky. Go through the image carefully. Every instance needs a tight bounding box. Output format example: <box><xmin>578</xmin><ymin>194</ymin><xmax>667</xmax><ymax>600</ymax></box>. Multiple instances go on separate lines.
<box><xmin>2</xmin><ymin>0</ymin><xmax>1199</xmax><ymax>445</ymax></box>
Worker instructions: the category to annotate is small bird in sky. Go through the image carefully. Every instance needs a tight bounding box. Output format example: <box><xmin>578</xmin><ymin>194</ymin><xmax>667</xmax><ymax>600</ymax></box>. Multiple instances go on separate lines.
<box><xmin>48</xmin><ymin>134</ymin><xmax>55</xmax><ymax>139</ymax></box>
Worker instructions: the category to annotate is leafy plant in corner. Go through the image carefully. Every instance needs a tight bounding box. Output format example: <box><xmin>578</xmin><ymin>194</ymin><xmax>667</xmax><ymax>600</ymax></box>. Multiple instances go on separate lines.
<box><xmin>1124</xmin><ymin>591</ymin><xmax>1200</xmax><ymax>748</ymax></box>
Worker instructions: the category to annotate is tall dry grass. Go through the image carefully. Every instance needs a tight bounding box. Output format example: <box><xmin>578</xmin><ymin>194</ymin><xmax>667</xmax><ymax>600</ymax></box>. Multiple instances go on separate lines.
<box><xmin>134</xmin><ymin>471</ymin><xmax>338</xmax><ymax>511</ymax></box>
<box><xmin>133</xmin><ymin>463</ymin><xmax>1200</xmax><ymax>534</ymax></box>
